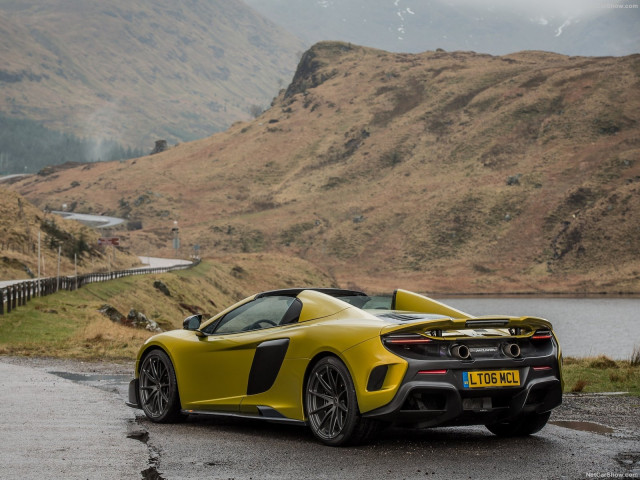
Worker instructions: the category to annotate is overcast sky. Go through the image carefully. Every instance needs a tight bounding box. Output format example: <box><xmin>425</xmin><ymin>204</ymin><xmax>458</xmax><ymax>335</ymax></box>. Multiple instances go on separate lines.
<box><xmin>443</xmin><ymin>0</ymin><xmax>617</xmax><ymax>17</ymax></box>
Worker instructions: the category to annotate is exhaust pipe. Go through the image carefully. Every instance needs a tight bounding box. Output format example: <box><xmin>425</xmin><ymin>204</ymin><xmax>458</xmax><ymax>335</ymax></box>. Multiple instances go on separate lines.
<box><xmin>502</xmin><ymin>343</ymin><xmax>521</xmax><ymax>358</ymax></box>
<box><xmin>450</xmin><ymin>344</ymin><xmax>471</xmax><ymax>360</ymax></box>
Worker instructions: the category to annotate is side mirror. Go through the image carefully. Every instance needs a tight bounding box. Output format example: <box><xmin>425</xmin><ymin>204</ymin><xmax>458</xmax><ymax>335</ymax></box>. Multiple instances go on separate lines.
<box><xmin>183</xmin><ymin>314</ymin><xmax>203</xmax><ymax>331</ymax></box>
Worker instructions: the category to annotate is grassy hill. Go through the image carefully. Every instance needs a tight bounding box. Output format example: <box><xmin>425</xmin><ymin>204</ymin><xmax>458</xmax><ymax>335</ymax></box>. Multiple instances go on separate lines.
<box><xmin>0</xmin><ymin>187</ymin><xmax>140</xmax><ymax>280</ymax></box>
<box><xmin>7</xmin><ymin>42</ymin><xmax>640</xmax><ymax>294</ymax></box>
<box><xmin>0</xmin><ymin>257</ymin><xmax>334</xmax><ymax>359</ymax></box>
<box><xmin>0</xmin><ymin>0</ymin><xmax>304</xmax><ymax>149</ymax></box>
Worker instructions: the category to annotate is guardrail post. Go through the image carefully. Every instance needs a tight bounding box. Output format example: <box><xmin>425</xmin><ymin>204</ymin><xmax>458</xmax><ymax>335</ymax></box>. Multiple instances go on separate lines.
<box><xmin>8</xmin><ymin>286</ymin><xmax>16</xmax><ymax>310</ymax></box>
<box><xmin>1</xmin><ymin>288</ymin><xmax>4</xmax><ymax>315</ymax></box>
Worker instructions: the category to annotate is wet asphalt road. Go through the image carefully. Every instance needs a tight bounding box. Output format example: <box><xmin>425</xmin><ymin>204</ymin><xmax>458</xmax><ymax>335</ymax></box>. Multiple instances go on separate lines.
<box><xmin>1</xmin><ymin>358</ymin><xmax>639</xmax><ymax>480</ymax></box>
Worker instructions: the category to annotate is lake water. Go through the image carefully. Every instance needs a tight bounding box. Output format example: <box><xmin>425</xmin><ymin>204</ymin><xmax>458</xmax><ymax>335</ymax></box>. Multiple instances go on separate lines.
<box><xmin>437</xmin><ymin>297</ymin><xmax>640</xmax><ymax>360</ymax></box>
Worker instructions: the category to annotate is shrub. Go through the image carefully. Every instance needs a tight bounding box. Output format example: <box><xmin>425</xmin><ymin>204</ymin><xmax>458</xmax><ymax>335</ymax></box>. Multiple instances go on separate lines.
<box><xmin>630</xmin><ymin>345</ymin><xmax>640</xmax><ymax>367</ymax></box>
<box><xmin>588</xmin><ymin>355</ymin><xmax>618</xmax><ymax>369</ymax></box>
<box><xmin>571</xmin><ymin>379</ymin><xmax>587</xmax><ymax>393</ymax></box>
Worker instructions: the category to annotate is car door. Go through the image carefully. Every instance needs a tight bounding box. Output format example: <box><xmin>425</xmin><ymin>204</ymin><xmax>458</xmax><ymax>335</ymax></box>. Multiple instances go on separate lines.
<box><xmin>177</xmin><ymin>295</ymin><xmax>298</xmax><ymax>412</ymax></box>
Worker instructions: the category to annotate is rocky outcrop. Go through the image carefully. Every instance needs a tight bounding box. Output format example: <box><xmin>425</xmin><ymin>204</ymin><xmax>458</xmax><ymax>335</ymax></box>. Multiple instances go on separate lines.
<box><xmin>153</xmin><ymin>280</ymin><xmax>171</xmax><ymax>296</ymax></box>
<box><xmin>98</xmin><ymin>304</ymin><xmax>162</xmax><ymax>332</ymax></box>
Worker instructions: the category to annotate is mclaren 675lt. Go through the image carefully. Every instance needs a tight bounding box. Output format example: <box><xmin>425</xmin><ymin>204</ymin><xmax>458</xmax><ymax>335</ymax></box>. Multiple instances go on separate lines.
<box><xmin>127</xmin><ymin>288</ymin><xmax>563</xmax><ymax>446</ymax></box>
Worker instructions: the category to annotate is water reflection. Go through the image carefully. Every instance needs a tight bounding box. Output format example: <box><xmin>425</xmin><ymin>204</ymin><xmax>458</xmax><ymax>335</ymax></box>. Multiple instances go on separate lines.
<box><xmin>550</xmin><ymin>420</ymin><xmax>614</xmax><ymax>434</ymax></box>
<box><xmin>437</xmin><ymin>297</ymin><xmax>640</xmax><ymax>360</ymax></box>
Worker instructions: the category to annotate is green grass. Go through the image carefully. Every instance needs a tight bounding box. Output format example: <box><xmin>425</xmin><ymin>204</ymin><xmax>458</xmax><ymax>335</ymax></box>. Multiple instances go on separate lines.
<box><xmin>563</xmin><ymin>355</ymin><xmax>640</xmax><ymax>396</ymax></box>
<box><xmin>0</xmin><ymin>294</ymin><xmax>84</xmax><ymax>345</ymax></box>
<box><xmin>0</xmin><ymin>262</ymin><xmax>221</xmax><ymax>359</ymax></box>
<box><xmin>0</xmin><ymin>255</ymin><xmax>334</xmax><ymax>360</ymax></box>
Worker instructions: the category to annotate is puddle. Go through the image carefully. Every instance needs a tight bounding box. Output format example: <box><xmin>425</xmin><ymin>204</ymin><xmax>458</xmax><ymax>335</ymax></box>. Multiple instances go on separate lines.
<box><xmin>550</xmin><ymin>420</ymin><xmax>614</xmax><ymax>434</ymax></box>
<box><xmin>49</xmin><ymin>371</ymin><xmax>131</xmax><ymax>396</ymax></box>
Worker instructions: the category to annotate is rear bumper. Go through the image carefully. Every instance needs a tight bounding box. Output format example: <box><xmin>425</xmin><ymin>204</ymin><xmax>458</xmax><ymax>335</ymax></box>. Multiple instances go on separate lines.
<box><xmin>363</xmin><ymin>362</ymin><xmax>562</xmax><ymax>427</ymax></box>
<box><xmin>125</xmin><ymin>378</ymin><xmax>140</xmax><ymax>409</ymax></box>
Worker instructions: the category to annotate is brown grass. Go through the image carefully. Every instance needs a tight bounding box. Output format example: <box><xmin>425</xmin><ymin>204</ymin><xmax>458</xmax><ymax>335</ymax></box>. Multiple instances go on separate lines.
<box><xmin>0</xmin><ymin>188</ymin><xmax>141</xmax><ymax>280</ymax></box>
<box><xmin>5</xmin><ymin>43</ymin><xmax>640</xmax><ymax>294</ymax></box>
<box><xmin>0</xmin><ymin>0</ymin><xmax>303</xmax><ymax>147</ymax></box>
<box><xmin>570</xmin><ymin>379</ymin><xmax>588</xmax><ymax>393</ymax></box>
<box><xmin>588</xmin><ymin>355</ymin><xmax>618</xmax><ymax>369</ymax></box>
<box><xmin>631</xmin><ymin>345</ymin><xmax>640</xmax><ymax>367</ymax></box>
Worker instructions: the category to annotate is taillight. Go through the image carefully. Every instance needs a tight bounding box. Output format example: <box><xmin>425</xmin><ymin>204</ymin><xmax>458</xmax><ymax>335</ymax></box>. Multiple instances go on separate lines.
<box><xmin>533</xmin><ymin>366</ymin><xmax>552</xmax><ymax>371</ymax></box>
<box><xmin>531</xmin><ymin>330</ymin><xmax>552</xmax><ymax>341</ymax></box>
<box><xmin>418</xmin><ymin>369</ymin><xmax>448</xmax><ymax>375</ymax></box>
<box><xmin>384</xmin><ymin>334</ymin><xmax>432</xmax><ymax>345</ymax></box>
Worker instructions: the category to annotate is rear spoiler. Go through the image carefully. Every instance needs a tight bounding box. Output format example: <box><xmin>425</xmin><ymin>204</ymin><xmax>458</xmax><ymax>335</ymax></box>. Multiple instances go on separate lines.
<box><xmin>380</xmin><ymin>315</ymin><xmax>554</xmax><ymax>338</ymax></box>
<box><xmin>391</xmin><ymin>289</ymin><xmax>472</xmax><ymax>319</ymax></box>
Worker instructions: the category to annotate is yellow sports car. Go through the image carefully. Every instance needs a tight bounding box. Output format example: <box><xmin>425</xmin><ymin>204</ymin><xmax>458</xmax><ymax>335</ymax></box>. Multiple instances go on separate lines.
<box><xmin>127</xmin><ymin>288</ymin><xmax>563</xmax><ymax>446</ymax></box>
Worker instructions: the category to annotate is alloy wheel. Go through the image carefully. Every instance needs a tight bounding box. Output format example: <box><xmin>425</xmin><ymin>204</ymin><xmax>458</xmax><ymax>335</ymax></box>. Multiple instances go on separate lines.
<box><xmin>306</xmin><ymin>362</ymin><xmax>350</xmax><ymax>440</ymax></box>
<box><xmin>139</xmin><ymin>353</ymin><xmax>172</xmax><ymax>418</ymax></box>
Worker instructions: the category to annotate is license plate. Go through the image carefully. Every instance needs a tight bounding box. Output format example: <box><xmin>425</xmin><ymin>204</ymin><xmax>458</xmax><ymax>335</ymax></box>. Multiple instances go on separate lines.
<box><xmin>462</xmin><ymin>370</ymin><xmax>520</xmax><ymax>388</ymax></box>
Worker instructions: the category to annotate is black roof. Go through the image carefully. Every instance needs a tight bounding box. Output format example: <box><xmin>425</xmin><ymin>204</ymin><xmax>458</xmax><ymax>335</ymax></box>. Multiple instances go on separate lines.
<box><xmin>255</xmin><ymin>288</ymin><xmax>367</xmax><ymax>299</ymax></box>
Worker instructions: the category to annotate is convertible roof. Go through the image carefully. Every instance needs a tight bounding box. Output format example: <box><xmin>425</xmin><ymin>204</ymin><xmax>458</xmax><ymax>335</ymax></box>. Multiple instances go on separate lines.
<box><xmin>255</xmin><ymin>288</ymin><xmax>367</xmax><ymax>299</ymax></box>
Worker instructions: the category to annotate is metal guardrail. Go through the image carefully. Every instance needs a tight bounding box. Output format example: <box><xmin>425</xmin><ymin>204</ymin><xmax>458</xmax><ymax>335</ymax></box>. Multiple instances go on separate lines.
<box><xmin>0</xmin><ymin>259</ymin><xmax>200</xmax><ymax>315</ymax></box>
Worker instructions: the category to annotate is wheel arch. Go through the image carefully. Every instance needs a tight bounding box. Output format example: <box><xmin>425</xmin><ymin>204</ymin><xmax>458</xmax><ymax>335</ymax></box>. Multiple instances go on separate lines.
<box><xmin>137</xmin><ymin>344</ymin><xmax>169</xmax><ymax>375</ymax></box>
<box><xmin>302</xmin><ymin>351</ymin><xmax>357</xmax><ymax>415</ymax></box>
<box><xmin>136</xmin><ymin>344</ymin><xmax>185</xmax><ymax>407</ymax></box>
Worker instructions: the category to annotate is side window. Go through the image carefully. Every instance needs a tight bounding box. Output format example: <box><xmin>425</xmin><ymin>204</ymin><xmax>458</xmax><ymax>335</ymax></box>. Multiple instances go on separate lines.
<box><xmin>210</xmin><ymin>296</ymin><xmax>296</xmax><ymax>335</ymax></box>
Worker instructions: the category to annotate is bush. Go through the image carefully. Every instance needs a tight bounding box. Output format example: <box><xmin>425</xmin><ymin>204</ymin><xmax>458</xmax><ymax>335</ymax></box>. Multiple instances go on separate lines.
<box><xmin>630</xmin><ymin>346</ymin><xmax>640</xmax><ymax>367</ymax></box>
<box><xmin>588</xmin><ymin>355</ymin><xmax>618</xmax><ymax>369</ymax></box>
<box><xmin>571</xmin><ymin>379</ymin><xmax>587</xmax><ymax>393</ymax></box>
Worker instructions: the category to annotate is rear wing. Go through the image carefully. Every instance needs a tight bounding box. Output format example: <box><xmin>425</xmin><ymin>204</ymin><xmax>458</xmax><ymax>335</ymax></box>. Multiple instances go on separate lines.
<box><xmin>380</xmin><ymin>315</ymin><xmax>554</xmax><ymax>338</ymax></box>
<box><xmin>386</xmin><ymin>290</ymin><xmax>553</xmax><ymax>339</ymax></box>
<box><xmin>392</xmin><ymin>289</ymin><xmax>472</xmax><ymax>319</ymax></box>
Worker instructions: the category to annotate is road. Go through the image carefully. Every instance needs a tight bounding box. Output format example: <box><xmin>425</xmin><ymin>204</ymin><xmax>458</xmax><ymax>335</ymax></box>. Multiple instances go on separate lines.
<box><xmin>0</xmin><ymin>359</ymin><xmax>147</xmax><ymax>480</ymax></box>
<box><xmin>0</xmin><ymin>174</ymin><xmax>30</xmax><ymax>183</ymax></box>
<box><xmin>137</xmin><ymin>256</ymin><xmax>193</xmax><ymax>268</ymax></box>
<box><xmin>51</xmin><ymin>211</ymin><xmax>125</xmax><ymax>229</ymax></box>
<box><xmin>0</xmin><ymin>357</ymin><xmax>638</xmax><ymax>480</ymax></box>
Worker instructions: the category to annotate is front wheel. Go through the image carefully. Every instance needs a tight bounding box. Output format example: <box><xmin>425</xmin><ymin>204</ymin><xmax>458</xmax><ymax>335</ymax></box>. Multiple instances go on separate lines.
<box><xmin>486</xmin><ymin>411</ymin><xmax>551</xmax><ymax>437</ymax></box>
<box><xmin>305</xmin><ymin>356</ymin><xmax>379</xmax><ymax>446</ymax></box>
<box><xmin>138</xmin><ymin>349</ymin><xmax>182</xmax><ymax>423</ymax></box>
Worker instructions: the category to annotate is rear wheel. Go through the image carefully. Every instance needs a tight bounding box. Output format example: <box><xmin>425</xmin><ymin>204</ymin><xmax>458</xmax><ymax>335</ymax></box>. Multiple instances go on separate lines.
<box><xmin>305</xmin><ymin>356</ymin><xmax>379</xmax><ymax>446</ymax></box>
<box><xmin>139</xmin><ymin>349</ymin><xmax>182</xmax><ymax>423</ymax></box>
<box><xmin>486</xmin><ymin>411</ymin><xmax>551</xmax><ymax>437</ymax></box>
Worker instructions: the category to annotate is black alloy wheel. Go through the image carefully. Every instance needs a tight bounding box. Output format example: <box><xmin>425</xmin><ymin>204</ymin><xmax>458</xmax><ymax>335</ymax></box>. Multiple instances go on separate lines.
<box><xmin>305</xmin><ymin>356</ymin><xmax>378</xmax><ymax>446</ymax></box>
<box><xmin>139</xmin><ymin>349</ymin><xmax>182</xmax><ymax>423</ymax></box>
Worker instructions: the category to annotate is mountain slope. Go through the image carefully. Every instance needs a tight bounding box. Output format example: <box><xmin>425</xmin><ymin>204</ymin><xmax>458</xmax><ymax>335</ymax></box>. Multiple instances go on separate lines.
<box><xmin>0</xmin><ymin>0</ymin><xmax>304</xmax><ymax>148</ymax></box>
<box><xmin>243</xmin><ymin>0</ymin><xmax>640</xmax><ymax>56</ymax></box>
<box><xmin>0</xmin><ymin>187</ymin><xmax>140</xmax><ymax>280</ymax></box>
<box><xmin>7</xmin><ymin>42</ymin><xmax>640</xmax><ymax>293</ymax></box>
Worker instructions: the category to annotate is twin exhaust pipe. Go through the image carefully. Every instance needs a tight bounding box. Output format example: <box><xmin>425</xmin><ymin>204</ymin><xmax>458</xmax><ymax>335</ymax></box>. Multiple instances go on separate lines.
<box><xmin>449</xmin><ymin>343</ymin><xmax>521</xmax><ymax>359</ymax></box>
<box><xmin>450</xmin><ymin>344</ymin><xmax>471</xmax><ymax>359</ymax></box>
<box><xmin>502</xmin><ymin>342</ymin><xmax>521</xmax><ymax>358</ymax></box>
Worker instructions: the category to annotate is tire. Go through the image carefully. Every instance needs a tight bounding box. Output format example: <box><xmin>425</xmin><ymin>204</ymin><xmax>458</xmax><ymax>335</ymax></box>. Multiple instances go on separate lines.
<box><xmin>138</xmin><ymin>349</ymin><xmax>183</xmax><ymax>423</ymax></box>
<box><xmin>304</xmin><ymin>356</ymin><xmax>379</xmax><ymax>446</ymax></box>
<box><xmin>486</xmin><ymin>411</ymin><xmax>551</xmax><ymax>437</ymax></box>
